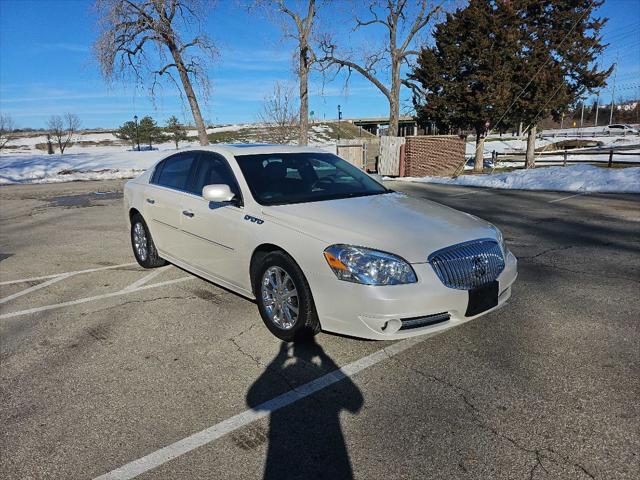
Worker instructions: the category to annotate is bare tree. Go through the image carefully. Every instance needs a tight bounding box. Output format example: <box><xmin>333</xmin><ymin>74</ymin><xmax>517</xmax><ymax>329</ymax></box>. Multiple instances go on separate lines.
<box><xmin>320</xmin><ymin>0</ymin><xmax>443</xmax><ymax>136</ymax></box>
<box><xmin>47</xmin><ymin>113</ymin><xmax>81</xmax><ymax>154</ymax></box>
<box><xmin>258</xmin><ymin>81</ymin><xmax>299</xmax><ymax>144</ymax></box>
<box><xmin>0</xmin><ymin>114</ymin><xmax>16</xmax><ymax>150</ymax></box>
<box><xmin>94</xmin><ymin>0</ymin><xmax>216</xmax><ymax>146</ymax></box>
<box><xmin>254</xmin><ymin>0</ymin><xmax>318</xmax><ymax>146</ymax></box>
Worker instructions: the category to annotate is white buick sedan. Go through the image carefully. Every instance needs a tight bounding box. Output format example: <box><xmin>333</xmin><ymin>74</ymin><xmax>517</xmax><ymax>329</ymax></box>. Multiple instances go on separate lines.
<box><xmin>124</xmin><ymin>145</ymin><xmax>517</xmax><ymax>341</ymax></box>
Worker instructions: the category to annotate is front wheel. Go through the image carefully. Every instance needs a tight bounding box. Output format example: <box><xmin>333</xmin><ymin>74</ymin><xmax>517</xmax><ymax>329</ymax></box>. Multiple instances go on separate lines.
<box><xmin>255</xmin><ymin>251</ymin><xmax>320</xmax><ymax>342</ymax></box>
<box><xmin>130</xmin><ymin>213</ymin><xmax>166</xmax><ymax>268</ymax></box>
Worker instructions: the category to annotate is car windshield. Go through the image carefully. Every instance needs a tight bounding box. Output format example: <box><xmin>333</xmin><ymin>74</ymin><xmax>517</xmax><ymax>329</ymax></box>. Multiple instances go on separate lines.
<box><xmin>235</xmin><ymin>152</ymin><xmax>389</xmax><ymax>206</ymax></box>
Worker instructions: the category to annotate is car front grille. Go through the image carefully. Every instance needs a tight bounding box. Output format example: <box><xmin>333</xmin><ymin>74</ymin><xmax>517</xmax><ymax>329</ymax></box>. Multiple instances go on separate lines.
<box><xmin>428</xmin><ymin>238</ymin><xmax>505</xmax><ymax>290</ymax></box>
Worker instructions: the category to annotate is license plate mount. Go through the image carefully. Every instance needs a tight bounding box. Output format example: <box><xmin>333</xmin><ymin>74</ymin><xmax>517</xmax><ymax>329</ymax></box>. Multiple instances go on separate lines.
<box><xmin>466</xmin><ymin>281</ymin><xmax>499</xmax><ymax>317</ymax></box>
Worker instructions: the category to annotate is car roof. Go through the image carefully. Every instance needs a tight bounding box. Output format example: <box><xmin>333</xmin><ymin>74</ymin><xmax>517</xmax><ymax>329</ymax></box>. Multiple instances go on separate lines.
<box><xmin>170</xmin><ymin>143</ymin><xmax>330</xmax><ymax>157</ymax></box>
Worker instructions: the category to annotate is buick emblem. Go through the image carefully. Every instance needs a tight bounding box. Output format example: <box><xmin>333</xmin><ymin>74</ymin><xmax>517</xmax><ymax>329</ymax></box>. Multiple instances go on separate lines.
<box><xmin>472</xmin><ymin>255</ymin><xmax>488</xmax><ymax>278</ymax></box>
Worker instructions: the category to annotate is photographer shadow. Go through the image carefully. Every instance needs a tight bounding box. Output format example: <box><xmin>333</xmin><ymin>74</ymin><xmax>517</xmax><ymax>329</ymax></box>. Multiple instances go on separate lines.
<box><xmin>246</xmin><ymin>337</ymin><xmax>363</xmax><ymax>480</ymax></box>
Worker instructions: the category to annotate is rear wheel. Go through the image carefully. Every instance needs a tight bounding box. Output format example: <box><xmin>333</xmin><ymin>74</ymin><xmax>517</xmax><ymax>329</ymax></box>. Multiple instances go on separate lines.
<box><xmin>130</xmin><ymin>213</ymin><xmax>166</xmax><ymax>268</ymax></box>
<box><xmin>255</xmin><ymin>251</ymin><xmax>320</xmax><ymax>342</ymax></box>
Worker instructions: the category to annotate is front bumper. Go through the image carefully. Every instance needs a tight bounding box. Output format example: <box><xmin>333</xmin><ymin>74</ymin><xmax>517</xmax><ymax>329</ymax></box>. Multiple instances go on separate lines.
<box><xmin>313</xmin><ymin>250</ymin><xmax>518</xmax><ymax>340</ymax></box>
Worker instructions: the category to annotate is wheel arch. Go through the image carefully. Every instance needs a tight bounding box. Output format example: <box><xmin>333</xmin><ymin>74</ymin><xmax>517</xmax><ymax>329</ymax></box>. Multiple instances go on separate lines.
<box><xmin>249</xmin><ymin>243</ymin><xmax>299</xmax><ymax>296</ymax></box>
<box><xmin>129</xmin><ymin>208</ymin><xmax>141</xmax><ymax>224</ymax></box>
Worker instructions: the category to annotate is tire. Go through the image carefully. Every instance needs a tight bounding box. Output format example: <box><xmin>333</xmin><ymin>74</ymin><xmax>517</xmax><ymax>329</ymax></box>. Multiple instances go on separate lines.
<box><xmin>254</xmin><ymin>251</ymin><xmax>320</xmax><ymax>342</ymax></box>
<box><xmin>130</xmin><ymin>213</ymin><xmax>166</xmax><ymax>268</ymax></box>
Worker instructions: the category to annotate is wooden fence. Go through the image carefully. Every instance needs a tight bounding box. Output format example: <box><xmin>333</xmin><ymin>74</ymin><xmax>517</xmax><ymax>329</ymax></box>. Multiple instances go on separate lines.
<box><xmin>493</xmin><ymin>149</ymin><xmax>640</xmax><ymax>167</ymax></box>
<box><xmin>336</xmin><ymin>140</ymin><xmax>367</xmax><ymax>169</ymax></box>
<box><xmin>378</xmin><ymin>136</ymin><xmax>405</xmax><ymax>175</ymax></box>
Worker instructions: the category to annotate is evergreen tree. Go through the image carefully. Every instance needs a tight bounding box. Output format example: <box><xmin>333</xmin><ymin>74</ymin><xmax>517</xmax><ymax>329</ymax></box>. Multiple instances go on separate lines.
<box><xmin>409</xmin><ymin>0</ymin><xmax>518</xmax><ymax>172</ymax></box>
<box><xmin>115</xmin><ymin>121</ymin><xmax>138</xmax><ymax>149</ymax></box>
<box><xmin>508</xmin><ymin>0</ymin><xmax>611</xmax><ymax>167</ymax></box>
<box><xmin>165</xmin><ymin>116</ymin><xmax>188</xmax><ymax>149</ymax></box>
<box><xmin>410</xmin><ymin>0</ymin><xmax>611</xmax><ymax>170</ymax></box>
<box><xmin>138</xmin><ymin>116</ymin><xmax>166</xmax><ymax>149</ymax></box>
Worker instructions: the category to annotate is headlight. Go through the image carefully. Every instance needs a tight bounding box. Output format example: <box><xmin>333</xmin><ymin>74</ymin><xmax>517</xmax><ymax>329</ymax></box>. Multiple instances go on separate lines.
<box><xmin>323</xmin><ymin>244</ymin><xmax>417</xmax><ymax>285</ymax></box>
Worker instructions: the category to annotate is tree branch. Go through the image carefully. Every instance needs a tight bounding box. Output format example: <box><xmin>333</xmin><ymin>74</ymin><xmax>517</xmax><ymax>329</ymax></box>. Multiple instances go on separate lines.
<box><xmin>399</xmin><ymin>0</ymin><xmax>444</xmax><ymax>53</ymax></box>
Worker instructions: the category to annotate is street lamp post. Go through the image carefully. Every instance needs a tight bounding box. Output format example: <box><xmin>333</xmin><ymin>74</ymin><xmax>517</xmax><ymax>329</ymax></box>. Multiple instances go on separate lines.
<box><xmin>337</xmin><ymin>105</ymin><xmax>342</xmax><ymax>142</ymax></box>
<box><xmin>134</xmin><ymin>115</ymin><xmax>140</xmax><ymax>151</ymax></box>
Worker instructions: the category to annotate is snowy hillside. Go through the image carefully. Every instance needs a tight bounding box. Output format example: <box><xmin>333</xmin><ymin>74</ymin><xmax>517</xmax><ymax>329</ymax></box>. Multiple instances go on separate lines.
<box><xmin>0</xmin><ymin>122</ymin><xmax>369</xmax><ymax>184</ymax></box>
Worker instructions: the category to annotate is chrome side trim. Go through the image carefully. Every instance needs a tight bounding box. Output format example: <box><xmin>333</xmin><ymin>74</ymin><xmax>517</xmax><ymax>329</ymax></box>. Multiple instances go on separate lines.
<box><xmin>152</xmin><ymin>219</ymin><xmax>179</xmax><ymax>230</ymax></box>
<box><xmin>180</xmin><ymin>229</ymin><xmax>234</xmax><ymax>251</ymax></box>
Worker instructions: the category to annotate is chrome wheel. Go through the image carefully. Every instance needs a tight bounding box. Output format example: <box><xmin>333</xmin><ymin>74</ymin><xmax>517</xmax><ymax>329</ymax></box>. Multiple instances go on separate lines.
<box><xmin>261</xmin><ymin>266</ymin><xmax>299</xmax><ymax>330</ymax></box>
<box><xmin>133</xmin><ymin>222</ymin><xmax>148</xmax><ymax>261</ymax></box>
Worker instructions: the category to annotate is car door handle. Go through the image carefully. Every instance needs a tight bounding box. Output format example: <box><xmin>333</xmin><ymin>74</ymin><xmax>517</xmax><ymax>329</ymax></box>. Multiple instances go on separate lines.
<box><xmin>146</xmin><ymin>198</ymin><xmax>155</xmax><ymax>204</ymax></box>
<box><xmin>182</xmin><ymin>210</ymin><xmax>195</xmax><ymax>218</ymax></box>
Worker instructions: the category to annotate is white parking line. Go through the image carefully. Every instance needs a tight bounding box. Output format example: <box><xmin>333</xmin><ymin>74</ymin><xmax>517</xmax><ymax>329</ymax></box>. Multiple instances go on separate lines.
<box><xmin>548</xmin><ymin>192</ymin><xmax>586</xmax><ymax>203</ymax></box>
<box><xmin>0</xmin><ymin>273</ymin><xmax>74</xmax><ymax>305</ymax></box>
<box><xmin>0</xmin><ymin>276</ymin><xmax>194</xmax><ymax>320</ymax></box>
<box><xmin>0</xmin><ymin>262</ymin><xmax>138</xmax><ymax>286</ymax></box>
<box><xmin>93</xmin><ymin>335</ymin><xmax>429</xmax><ymax>480</ymax></box>
<box><xmin>122</xmin><ymin>267</ymin><xmax>170</xmax><ymax>292</ymax></box>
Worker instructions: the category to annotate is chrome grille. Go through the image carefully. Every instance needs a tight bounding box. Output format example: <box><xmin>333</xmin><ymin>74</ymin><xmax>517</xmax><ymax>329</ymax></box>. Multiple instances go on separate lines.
<box><xmin>428</xmin><ymin>238</ymin><xmax>505</xmax><ymax>290</ymax></box>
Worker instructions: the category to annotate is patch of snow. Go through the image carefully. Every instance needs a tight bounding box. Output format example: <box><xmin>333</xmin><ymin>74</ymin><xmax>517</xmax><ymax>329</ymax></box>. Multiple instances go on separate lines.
<box><xmin>392</xmin><ymin>164</ymin><xmax>640</xmax><ymax>193</ymax></box>
<box><xmin>0</xmin><ymin>150</ymin><xmax>168</xmax><ymax>184</ymax></box>
<box><xmin>0</xmin><ymin>136</ymin><xmax>340</xmax><ymax>184</ymax></box>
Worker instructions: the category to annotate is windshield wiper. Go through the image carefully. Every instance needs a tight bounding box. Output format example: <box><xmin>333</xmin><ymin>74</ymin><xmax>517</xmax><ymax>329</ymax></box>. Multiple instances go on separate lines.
<box><xmin>264</xmin><ymin>190</ymin><xmax>390</xmax><ymax>205</ymax></box>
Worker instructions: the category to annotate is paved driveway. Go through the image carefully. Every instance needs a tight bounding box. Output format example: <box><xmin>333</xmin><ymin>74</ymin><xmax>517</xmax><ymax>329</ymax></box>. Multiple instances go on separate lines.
<box><xmin>1</xmin><ymin>179</ymin><xmax>638</xmax><ymax>479</ymax></box>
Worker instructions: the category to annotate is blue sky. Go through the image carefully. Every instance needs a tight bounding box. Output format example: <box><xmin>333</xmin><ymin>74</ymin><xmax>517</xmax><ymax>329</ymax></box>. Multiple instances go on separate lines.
<box><xmin>0</xmin><ymin>0</ymin><xmax>638</xmax><ymax>129</ymax></box>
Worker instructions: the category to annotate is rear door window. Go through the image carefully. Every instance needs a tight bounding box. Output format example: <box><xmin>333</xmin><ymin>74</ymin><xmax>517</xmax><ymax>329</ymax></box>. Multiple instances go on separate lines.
<box><xmin>154</xmin><ymin>153</ymin><xmax>197</xmax><ymax>191</ymax></box>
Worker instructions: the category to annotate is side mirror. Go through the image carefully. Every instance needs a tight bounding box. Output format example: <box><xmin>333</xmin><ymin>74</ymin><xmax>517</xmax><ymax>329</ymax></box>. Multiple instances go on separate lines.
<box><xmin>202</xmin><ymin>184</ymin><xmax>235</xmax><ymax>203</ymax></box>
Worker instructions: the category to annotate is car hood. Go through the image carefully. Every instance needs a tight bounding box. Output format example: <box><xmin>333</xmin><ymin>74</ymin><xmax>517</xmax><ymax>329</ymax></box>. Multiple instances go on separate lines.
<box><xmin>261</xmin><ymin>192</ymin><xmax>498</xmax><ymax>263</ymax></box>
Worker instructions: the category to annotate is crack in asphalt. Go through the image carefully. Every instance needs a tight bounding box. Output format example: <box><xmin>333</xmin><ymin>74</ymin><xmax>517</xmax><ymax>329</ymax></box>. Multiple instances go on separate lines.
<box><xmin>518</xmin><ymin>245</ymin><xmax>575</xmax><ymax>260</ymax></box>
<box><xmin>392</xmin><ymin>358</ymin><xmax>596</xmax><ymax>479</ymax></box>
<box><xmin>79</xmin><ymin>295</ymin><xmax>197</xmax><ymax>316</ymax></box>
<box><xmin>529</xmin><ymin>261</ymin><xmax>640</xmax><ymax>284</ymax></box>
<box><xmin>227</xmin><ymin>325</ymin><xmax>326</xmax><ymax>407</ymax></box>
<box><xmin>517</xmin><ymin>242</ymin><xmax>639</xmax><ymax>284</ymax></box>
<box><xmin>228</xmin><ymin>324</ymin><xmax>261</xmax><ymax>368</ymax></box>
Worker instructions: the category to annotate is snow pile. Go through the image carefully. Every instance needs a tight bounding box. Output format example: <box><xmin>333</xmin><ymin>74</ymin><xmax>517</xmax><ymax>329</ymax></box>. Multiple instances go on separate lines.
<box><xmin>0</xmin><ymin>150</ymin><xmax>167</xmax><ymax>184</ymax></box>
<box><xmin>395</xmin><ymin>164</ymin><xmax>640</xmax><ymax>193</ymax></box>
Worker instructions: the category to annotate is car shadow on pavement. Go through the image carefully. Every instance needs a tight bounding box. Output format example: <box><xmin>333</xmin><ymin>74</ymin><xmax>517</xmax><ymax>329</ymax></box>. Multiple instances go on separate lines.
<box><xmin>246</xmin><ymin>337</ymin><xmax>363</xmax><ymax>480</ymax></box>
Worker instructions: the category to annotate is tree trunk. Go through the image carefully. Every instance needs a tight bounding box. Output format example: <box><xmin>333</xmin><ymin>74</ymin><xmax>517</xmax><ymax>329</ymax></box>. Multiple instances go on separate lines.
<box><xmin>299</xmin><ymin>58</ymin><xmax>309</xmax><ymax>146</ymax></box>
<box><xmin>474</xmin><ymin>130</ymin><xmax>485</xmax><ymax>173</ymax></box>
<box><xmin>388</xmin><ymin>61</ymin><xmax>401</xmax><ymax>136</ymax></box>
<box><xmin>168</xmin><ymin>45</ymin><xmax>209</xmax><ymax>146</ymax></box>
<box><xmin>525</xmin><ymin>125</ymin><xmax>537</xmax><ymax>168</ymax></box>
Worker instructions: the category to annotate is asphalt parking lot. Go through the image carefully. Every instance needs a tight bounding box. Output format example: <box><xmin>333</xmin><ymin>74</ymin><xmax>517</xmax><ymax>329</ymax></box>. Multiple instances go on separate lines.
<box><xmin>1</xmin><ymin>179</ymin><xmax>639</xmax><ymax>480</ymax></box>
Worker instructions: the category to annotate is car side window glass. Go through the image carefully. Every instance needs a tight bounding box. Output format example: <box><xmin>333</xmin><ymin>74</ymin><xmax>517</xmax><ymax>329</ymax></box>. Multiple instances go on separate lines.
<box><xmin>151</xmin><ymin>160</ymin><xmax>165</xmax><ymax>184</ymax></box>
<box><xmin>190</xmin><ymin>153</ymin><xmax>241</xmax><ymax>198</ymax></box>
<box><xmin>155</xmin><ymin>153</ymin><xmax>196</xmax><ymax>191</ymax></box>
